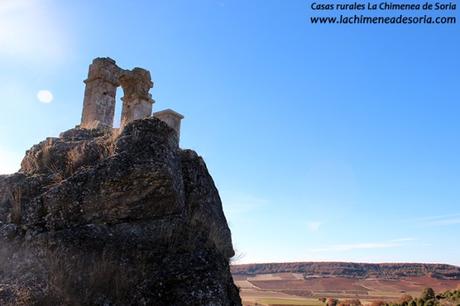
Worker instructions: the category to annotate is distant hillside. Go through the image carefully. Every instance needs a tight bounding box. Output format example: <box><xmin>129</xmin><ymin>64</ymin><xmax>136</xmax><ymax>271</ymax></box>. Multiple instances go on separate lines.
<box><xmin>231</xmin><ymin>262</ymin><xmax>460</xmax><ymax>280</ymax></box>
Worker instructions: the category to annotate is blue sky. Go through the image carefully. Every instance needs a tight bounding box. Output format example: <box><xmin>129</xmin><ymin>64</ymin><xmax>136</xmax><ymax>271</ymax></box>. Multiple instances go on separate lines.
<box><xmin>0</xmin><ymin>0</ymin><xmax>459</xmax><ymax>265</ymax></box>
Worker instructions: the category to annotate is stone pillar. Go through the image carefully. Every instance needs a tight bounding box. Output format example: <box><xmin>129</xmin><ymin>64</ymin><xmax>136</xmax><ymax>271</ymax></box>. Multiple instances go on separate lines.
<box><xmin>153</xmin><ymin>109</ymin><xmax>184</xmax><ymax>139</ymax></box>
<box><xmin>119</xmin><ymin>68</ymin><xmax>154</xmax><ymax>129</ymax></box>
<box><xmin>80</xmin><ymin>58</ymin><xmax>121</xmax><ymax>129</ymax></box>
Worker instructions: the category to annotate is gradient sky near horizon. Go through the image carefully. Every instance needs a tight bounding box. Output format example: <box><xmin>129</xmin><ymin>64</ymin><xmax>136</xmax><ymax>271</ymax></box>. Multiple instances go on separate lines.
<box><xmin>0</xmin><ymin>0</ymin><xmax>459</xmax><ymax>265</ymax></box>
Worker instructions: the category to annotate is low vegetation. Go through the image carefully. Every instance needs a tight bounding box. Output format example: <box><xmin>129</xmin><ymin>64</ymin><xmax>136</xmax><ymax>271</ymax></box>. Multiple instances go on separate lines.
<box><xmin>232</xmin><ymin>262</ymin><xmax>460</xmax><ymax>280</ymax></box>
<box><xmin>318</xmin><ymin>288</ymin><xmax>460</xmax><ymax>306</ymax></box>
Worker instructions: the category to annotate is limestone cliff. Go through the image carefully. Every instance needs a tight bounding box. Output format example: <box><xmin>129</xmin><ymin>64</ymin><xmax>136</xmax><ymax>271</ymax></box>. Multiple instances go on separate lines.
<box><xmin>0</xmin><ymin>118</ymin><xmax>241</xmax><ymax>305</ymax></box>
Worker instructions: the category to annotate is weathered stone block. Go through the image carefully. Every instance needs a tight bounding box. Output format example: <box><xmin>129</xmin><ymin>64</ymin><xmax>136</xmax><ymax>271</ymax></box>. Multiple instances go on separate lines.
<box><xmin>153</xmin><ymin>108</ymin><xmax>184</xmax><ymax>138</ymax></box>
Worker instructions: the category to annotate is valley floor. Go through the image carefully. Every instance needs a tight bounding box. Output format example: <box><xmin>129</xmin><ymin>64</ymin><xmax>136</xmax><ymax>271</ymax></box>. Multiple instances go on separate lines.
<box><xmin>233</xmin><ymin>273</ymin><xmax>460</xmax><ymax>306</ymax></box>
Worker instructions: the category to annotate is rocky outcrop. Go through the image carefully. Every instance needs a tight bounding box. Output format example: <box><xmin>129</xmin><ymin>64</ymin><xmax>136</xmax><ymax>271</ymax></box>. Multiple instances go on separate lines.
<box><xmin>231</xmin><ymin>262</ymin><xmax>460</xmax><ymax>280</ymax></box>
<box><xmin>0</xmin><ymin>118</ymin><xmax>241</xmax><ymax>305</ymax></box>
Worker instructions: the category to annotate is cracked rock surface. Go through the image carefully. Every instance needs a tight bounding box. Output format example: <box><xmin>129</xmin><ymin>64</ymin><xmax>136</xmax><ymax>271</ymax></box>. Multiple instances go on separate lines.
<box><xmin>0</xmin><ymin>117</ymin><xmax>241</xmax><ymax>306</ymax></box>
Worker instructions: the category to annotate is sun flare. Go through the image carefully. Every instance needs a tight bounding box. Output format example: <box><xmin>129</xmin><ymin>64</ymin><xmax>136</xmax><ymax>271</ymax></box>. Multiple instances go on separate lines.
<box><xmin>36</xmin><ymin>89</ymin><xmax>53</xmax><ymax>103</ymax></box>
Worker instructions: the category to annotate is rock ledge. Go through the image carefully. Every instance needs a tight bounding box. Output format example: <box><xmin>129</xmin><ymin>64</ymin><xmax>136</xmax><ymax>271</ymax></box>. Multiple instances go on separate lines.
<box><xmin>0</xmin><ymin>117</ymin><xmax>241</xmax><ymax>306</ymax></box>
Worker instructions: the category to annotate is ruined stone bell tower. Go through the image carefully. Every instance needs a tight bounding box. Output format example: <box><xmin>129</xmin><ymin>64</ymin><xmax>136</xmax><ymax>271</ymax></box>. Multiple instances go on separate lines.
<box><xmin>80</xmin><ymin>58</ymin><xmax>121</xmax><ymax>129</ymax></box>
<box><xmin>79</xmin><ymin>57</ymin><xmax>184</xmax><ymax>142</ymax></box>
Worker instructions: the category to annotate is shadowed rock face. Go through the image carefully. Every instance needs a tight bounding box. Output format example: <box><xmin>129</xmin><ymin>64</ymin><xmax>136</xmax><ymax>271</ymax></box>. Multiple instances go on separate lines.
<box><xmin>0</xmin><ymin>118</ymin><xmax>241</xmax><ymax>306</ymax></box>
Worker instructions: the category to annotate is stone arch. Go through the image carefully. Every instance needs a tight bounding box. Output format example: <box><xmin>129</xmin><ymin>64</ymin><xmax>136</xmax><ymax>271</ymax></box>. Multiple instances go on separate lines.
<box><xmin>80</xmin><ymin>58</ymin><xmax>154</xmax><ymax>129</ymax></box>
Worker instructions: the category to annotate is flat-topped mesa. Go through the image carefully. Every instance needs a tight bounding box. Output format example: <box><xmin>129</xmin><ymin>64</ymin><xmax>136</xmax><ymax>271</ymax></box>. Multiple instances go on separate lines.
<box><xmin>80</xmin><ymin>57</ymin><xmax>122</xmax><ymax>129</ymax></box>
<box><xmin>119</xmin><ymin>68</ymin><xmax>154</xmax><ymax>129</ymax></box>
<box><xmin>153</xmin><ymin>109</ymin><xmax>184</xmax><ymax>137</ymax></box>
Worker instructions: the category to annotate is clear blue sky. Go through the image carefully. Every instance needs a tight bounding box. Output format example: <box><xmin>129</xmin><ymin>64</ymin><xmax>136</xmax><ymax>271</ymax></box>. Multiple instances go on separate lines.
<box><xmin>0</xmin><ymin>0</ymin><xmax>459</xmax><ymax>265</ymax></box>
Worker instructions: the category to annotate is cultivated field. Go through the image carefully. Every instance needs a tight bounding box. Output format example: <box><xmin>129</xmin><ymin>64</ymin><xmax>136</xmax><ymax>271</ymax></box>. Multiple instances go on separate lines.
<box><xmin>234</xmin><ymin>273</ymin><xmax>460</xmax><ymax>306</ymax></box>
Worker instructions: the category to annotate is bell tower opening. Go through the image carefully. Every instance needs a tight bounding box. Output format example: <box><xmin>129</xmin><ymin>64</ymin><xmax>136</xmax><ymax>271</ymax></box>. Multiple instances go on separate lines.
<box><xmin>113</xmin><ymin>86</ymin><xmax>123</xmax><ymax>128</ymax></box>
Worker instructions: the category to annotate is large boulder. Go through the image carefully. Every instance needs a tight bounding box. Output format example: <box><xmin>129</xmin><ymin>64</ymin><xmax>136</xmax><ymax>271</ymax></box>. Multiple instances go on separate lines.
<box><xmin>0</xmin><ymin>117</ymin><xmax>241</xmax><ymax>306</ymax></box>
